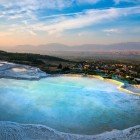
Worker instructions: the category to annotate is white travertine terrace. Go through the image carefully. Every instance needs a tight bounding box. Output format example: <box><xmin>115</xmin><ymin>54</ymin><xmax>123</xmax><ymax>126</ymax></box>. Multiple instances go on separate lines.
<box><xmin>0</xmin><ymin>62</ymin><xmax>140</xmax><ymax>140</ymax></box>
<box><xmin>0</xmin><ymin>122</ymin><xmax>139</xmax><ymax>140</ymax></box>
<box><xmin>0</xmin><ymin>61</ymin><xmax>48</xmax><ymax>80</ymax></box>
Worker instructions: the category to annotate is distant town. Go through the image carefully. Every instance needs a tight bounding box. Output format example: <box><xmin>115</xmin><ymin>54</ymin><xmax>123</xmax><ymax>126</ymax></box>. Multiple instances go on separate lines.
<box><xmin>0</xmin><ymin>50</ymin><xmax>140</xmax><ymax>84</ymax></box>
<box><xmin>42</xmin><ymin>60</ymin><xmax>140</xmax><ymax>85</ymax></box>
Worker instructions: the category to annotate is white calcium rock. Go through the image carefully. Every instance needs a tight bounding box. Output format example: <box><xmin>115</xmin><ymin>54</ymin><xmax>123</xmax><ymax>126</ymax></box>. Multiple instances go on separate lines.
<box><xmin>0</xmin><ymin>61</ymin><xmax>48</xmax><ymax>80</ymax></box>
<box><xmin>0</xmin><ymin>121</ymin><xmax>140</xmax><ymax>140</ymax></box>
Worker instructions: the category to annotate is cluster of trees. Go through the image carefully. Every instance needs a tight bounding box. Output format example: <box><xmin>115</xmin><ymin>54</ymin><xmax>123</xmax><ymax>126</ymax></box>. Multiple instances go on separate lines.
<box><xmin>57</xmin><ymin>64</ymin><xmax>70</xmax><ymax>72</ymax></box>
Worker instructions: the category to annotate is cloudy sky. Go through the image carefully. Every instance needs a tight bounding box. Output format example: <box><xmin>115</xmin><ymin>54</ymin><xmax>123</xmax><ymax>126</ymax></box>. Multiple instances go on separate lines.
<box><xmin>0</xmin><ymin>0</ymin><xmax>140</xmax><ymax>47</ymax></box>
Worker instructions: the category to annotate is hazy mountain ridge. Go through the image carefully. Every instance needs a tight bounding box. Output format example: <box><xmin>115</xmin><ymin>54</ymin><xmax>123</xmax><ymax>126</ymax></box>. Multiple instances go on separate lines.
<box><xmin>7</xmin><ymin>42</ymin><xmax>140</xmax><ymax>53</ymax></box>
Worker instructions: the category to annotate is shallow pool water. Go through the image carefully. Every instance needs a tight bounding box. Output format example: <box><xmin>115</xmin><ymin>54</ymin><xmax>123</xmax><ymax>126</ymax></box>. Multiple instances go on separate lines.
<box><xmin>0</xmin><ymin>76</ymin><xmax>140</xmax><ymax>135</ymax></box>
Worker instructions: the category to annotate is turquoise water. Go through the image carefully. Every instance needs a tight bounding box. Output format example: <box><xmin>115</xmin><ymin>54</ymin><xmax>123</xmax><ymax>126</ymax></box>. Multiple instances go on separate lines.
<box><xmin>0</xmin><ymin>76</ymin><xmax>140</xmax><ymax>135</ymax></box>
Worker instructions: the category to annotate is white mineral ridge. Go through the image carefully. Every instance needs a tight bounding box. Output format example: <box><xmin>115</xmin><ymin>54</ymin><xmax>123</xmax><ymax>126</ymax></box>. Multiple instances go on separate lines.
<box><xmin>0</xmin><ymin>61</ymin><xmax>48</xmax><ymax>80</ymax></box>
<box><xmin>0</xmin><ymin>121</ymin><xmax>139</xmax><ymax>140</ymax></box>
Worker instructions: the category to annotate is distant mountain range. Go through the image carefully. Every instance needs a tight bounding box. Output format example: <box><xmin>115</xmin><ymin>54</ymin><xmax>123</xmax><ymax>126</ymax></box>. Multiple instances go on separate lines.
<box><xmin>2</xmin><ymin>42</ymin><xmax>140</xmax><ymax>54</ymax></box>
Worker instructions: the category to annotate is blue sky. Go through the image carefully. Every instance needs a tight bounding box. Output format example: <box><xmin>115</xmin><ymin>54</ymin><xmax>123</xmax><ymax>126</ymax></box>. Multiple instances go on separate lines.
<box><xmin>0</xmin><ymin>0</ymin><xmax>140</xmax><ymax>46</ymax></box>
